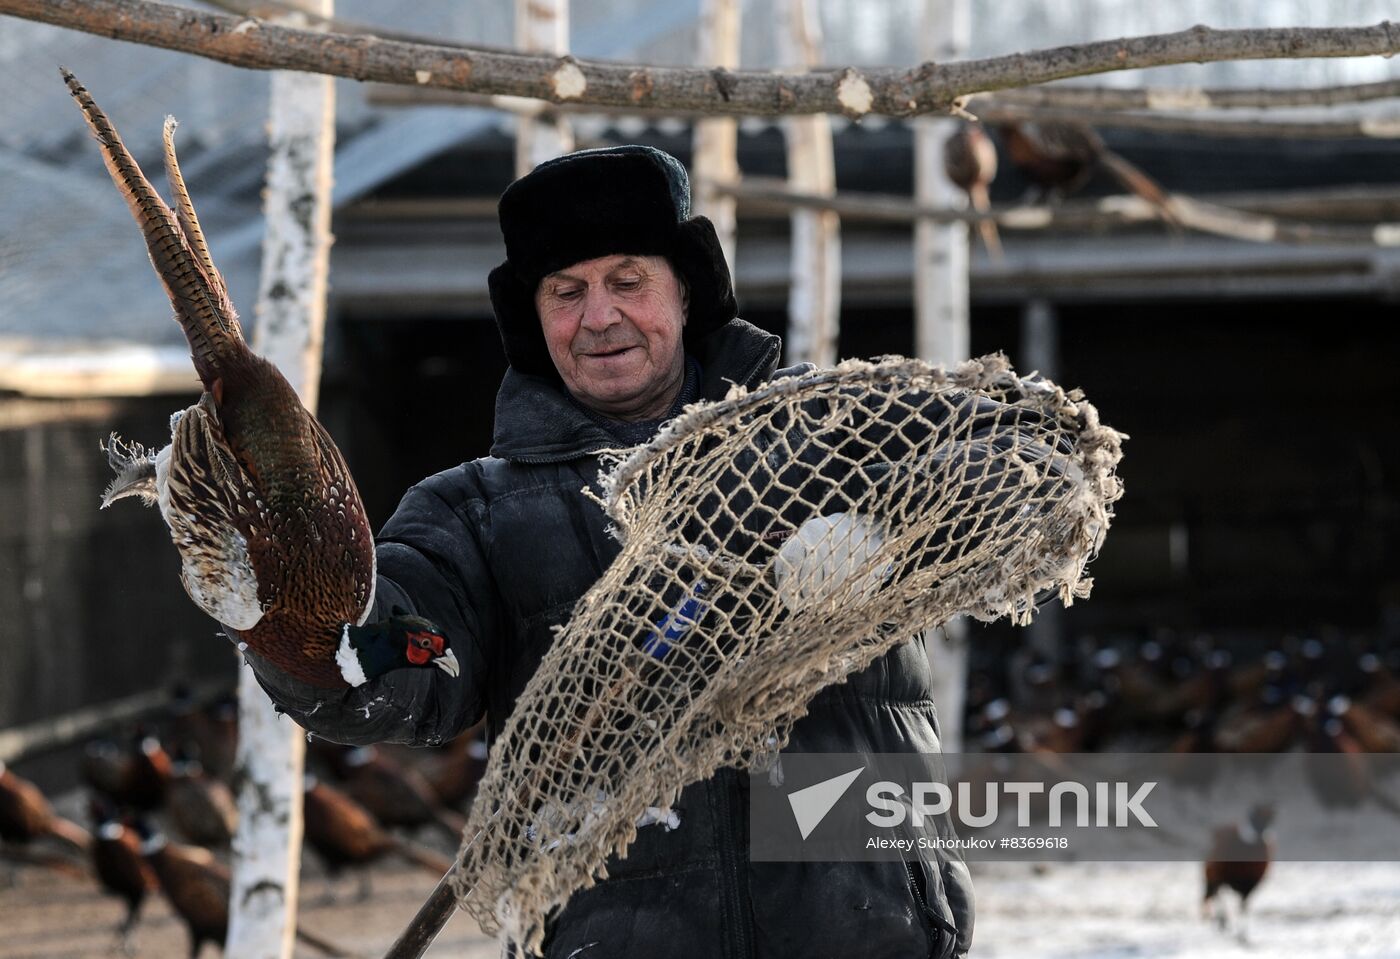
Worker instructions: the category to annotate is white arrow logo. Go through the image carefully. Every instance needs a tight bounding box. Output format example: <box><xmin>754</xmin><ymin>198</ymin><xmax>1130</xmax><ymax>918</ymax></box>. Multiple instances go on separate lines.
<box><xmin>787</xmin><ymin>766</ymin><xmax>865</xmax><ymax>840</ymax></box>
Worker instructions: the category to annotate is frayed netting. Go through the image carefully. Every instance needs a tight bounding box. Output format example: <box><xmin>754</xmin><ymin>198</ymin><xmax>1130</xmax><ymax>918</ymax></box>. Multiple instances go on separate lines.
<box><xmin>452</xmin><ymin>353</ymin><xmax>1124</xmax><ymax>951</ymax></box>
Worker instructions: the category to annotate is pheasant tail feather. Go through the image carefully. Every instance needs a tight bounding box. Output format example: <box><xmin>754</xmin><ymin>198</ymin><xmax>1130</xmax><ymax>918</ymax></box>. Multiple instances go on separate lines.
<box><xmin>62</xmin><ymin>70</ymin><xmax>246</xmax><ymax>389</ymax></box>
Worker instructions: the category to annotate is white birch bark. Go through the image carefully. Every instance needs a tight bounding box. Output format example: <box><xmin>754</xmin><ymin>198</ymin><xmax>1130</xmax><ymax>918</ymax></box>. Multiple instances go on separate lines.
<box><xmin>514</xmin><ymin>0</ymin><xmax>573</xmax><ymax>176</ymax></box>
<box><xmin>778</xmin><ymin>0</ymin><xmax>839</xmax><ymax>367</ymax></box>
<box><xmin>692</xmin><ymin>0</ymin><xmax>740</xmax><ymax>273</ymax></box>
<box><xmin>226</xmin><ymin>2</ymin><xmax>335</xmax><ymax>954</ymax></box>
<box><xmin>914</xmin><ymin>0</ymin><xmax>970</xmax><ymax>753</ymax></box>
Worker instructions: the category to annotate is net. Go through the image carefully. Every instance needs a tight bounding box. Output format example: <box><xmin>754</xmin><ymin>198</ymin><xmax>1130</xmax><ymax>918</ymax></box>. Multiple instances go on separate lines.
<box><xmin>453</xmin><ymin>353</ymin><xmax>1124</xmax><ymax>948</ymax></box>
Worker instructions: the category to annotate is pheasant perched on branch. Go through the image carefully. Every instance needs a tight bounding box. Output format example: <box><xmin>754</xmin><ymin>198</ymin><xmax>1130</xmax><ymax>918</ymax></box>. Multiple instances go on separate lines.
<box><xmin>943</xmin><ymin>122</ymin><xmax>1003</xmax><ymax>262</ymax></box>
<box><xmin>999</xmin><ymin>119</ymin><xmax>1180</xmax><ymax>228</ymax></box>
<box><xmin>64</xmin><ymin>71</ymin><xmax>458</xmax><ymax>688</ymax></box>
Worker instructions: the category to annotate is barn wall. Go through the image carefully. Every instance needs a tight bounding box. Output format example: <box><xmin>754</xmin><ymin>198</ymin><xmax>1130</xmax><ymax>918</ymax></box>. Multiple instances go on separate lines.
<box><xmin>0</xmin><ymin>398</ymin><xmax>240</xmax><ymax>734</ymax></box>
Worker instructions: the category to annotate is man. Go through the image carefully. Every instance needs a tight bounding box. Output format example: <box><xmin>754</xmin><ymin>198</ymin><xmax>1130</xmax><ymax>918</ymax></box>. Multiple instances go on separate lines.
<box><xmin>248</xmin><ymin>145</ymin><xmax>974</xmax><ymax>958</ymax></box>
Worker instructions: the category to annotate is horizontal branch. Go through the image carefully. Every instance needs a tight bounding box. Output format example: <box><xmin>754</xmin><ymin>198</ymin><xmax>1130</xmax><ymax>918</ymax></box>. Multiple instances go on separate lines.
<box><xmin>368</xmin><ymin>83</ymin><xmax>1400</xmax><ymax>140</ymax></box>
<box><xmin>0</xmin><ymin>678</ymin><xmax>232</xmax><ymax>763</ymax></box>
<box><xmin>710</xmin><ymin>176</ymin><xmax>1400</xmax><ymax>246</ymax></box>
<box><xmin>971</xmin><ymin>103</ymin><xmax>1400</xmax><ymax>139</ymax></box>
<box><xmin>342</xmin><ymin>184</ymin><xmax>1400</xmax><ymax>226</ymax></box>
<box><xmin>979</xmin><ymin>77</ymin><xmax>1400</xmax><ymax>111</ymax></box>
<box><xmin>3</xmin><ymin>0</ymin><xmax>1398</xmax><ymax>117</ymax></box>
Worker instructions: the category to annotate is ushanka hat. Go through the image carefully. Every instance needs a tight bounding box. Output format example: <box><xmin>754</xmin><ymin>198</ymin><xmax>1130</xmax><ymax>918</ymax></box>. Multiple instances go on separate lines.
<box><xmin>488</xmin><ymin>145</ymin><xmax>738</xmax><ymax>376</ymax></box>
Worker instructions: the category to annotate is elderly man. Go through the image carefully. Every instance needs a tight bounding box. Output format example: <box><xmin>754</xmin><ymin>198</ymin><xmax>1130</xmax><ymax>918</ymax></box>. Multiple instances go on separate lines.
<box><xmin>249</xmin><ymin>145</ymin><xmax>974</xmax><ymax>958</ymax></box>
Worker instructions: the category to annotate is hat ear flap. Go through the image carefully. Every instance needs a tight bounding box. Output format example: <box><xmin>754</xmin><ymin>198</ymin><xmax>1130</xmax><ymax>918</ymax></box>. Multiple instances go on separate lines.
<box><xmin>488</xmin><ymin>261</ymin><xmax>559</xmax><ymax>378</ymax></box>
<box><xmin>673</xmin><ymin>215</ymin><xmax>738</xmax><ymax>347</ymax></box>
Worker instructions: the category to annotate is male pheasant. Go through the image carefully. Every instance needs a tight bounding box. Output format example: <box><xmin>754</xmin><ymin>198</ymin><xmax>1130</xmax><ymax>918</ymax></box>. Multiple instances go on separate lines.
<box><xmin>64</xmin><ymin>72</ymin><xmax>458</xmax><ymax>689</ymax></box>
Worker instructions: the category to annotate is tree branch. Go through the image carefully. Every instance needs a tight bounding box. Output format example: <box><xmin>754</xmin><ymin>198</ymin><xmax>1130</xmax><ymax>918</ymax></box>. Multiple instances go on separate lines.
<box><xmin>978</xmin><ymin>78</ymin><xmax>1400</xmax><ymax>112</ymax></box>
<box><xmin>709</xmin><ymin>176</ymin><xmax>1400</xmax><ymax>246</ymax></box>
<box><xmin>366</xmin><ymin>83</ymin><xmax>1400</xmax><ymax>140</ymax></box>
<box><xmin>971</xmin><ymin>103</ymin><xmax>1400</xmax><ymax>139</ymax></box>
<box><xmin>4</xmin><ymin>0</ymin><xmax>1398</xmax><ymax>117</ymax></box>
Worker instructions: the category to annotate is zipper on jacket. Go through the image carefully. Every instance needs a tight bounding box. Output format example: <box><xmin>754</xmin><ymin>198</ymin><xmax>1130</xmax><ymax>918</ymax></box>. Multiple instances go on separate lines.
<box><xmin>905</xmin><ymin>858</ymin><xmax>959</xmax><ymax>953</ymax></box>
<box><xmin>714</xmin><ymin>768</ymin><xmax>754</xmax><ymax>959</ymax></box>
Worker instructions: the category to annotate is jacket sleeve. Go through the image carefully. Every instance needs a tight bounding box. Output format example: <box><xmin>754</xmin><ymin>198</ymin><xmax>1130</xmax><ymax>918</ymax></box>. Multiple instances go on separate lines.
<box><xmin>246</xmin><ymin>467</ymin><xmax>496</xmax><ymax>748</ymax></box>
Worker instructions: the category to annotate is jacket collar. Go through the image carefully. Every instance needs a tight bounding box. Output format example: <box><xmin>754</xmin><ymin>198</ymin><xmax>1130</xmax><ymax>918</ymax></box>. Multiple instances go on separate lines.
<box><xmin>489</xmin><ymin>318</ymin><xmax>782</xmax><ymax>462</ymax></box>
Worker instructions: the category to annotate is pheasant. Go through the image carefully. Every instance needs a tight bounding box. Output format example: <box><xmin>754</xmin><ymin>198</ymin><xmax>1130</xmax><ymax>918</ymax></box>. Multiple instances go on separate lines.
<box><xmin>136</xmin><ymin>822</ymin><xmax>354</xmax><ymax>958</ymax></box>
<box><xmin>63</xmin><ymin>71</ymin><xmax>458</xmax><ymax>688</ymax></box>
<box><xmin>998</xmin><ymin>120</ymin><xmax>1180</xmax><ymax>229</ymax></box>
<box><xmin>942</xmin><ymin>122</ymin><xmax>1002</xmax><ymax>261</ymax></box>
<box><xmin>88</xmin><ymin>798</ymin><xmax>158</xmax><ymax>954</ymax></box>
<box><xmin>1202</xmin><ymin>803</ymin><xmax>1274</xmax><ymax>941</ymax></box>
<box><xmin>302</xmin><ymin>775</ymin><xmax>453</xmax><ymax>901</ymax></box>
<box><xmin>0</xmin><ymin>760</ymin><xmax>93</xmax><ymax>858</ymax></box>
<box><xmin>166</xmin><ymin>751</ymin><xmax>239</xmax><ymax>848</ymax></box>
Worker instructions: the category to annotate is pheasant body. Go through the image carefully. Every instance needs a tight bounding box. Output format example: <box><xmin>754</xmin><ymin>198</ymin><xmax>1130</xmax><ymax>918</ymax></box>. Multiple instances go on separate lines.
<box><xmin>68</xmin><ymin>72</ymin><xmax>455</xmax><ymax>688</ymax></box>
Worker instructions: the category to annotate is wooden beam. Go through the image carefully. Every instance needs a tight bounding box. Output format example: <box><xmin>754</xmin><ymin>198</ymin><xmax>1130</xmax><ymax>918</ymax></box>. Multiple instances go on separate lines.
<box><xmin>343</xmin><ymin>184</ymin><xmax>1400</xmax><ymax>226</ymax></box>
<box><xmin>711</xmin><ymin>176</ymin><xmax>1400</xmax><ymax>246</ymax></box>
<box><xmin>225</xmin><ymin>1</ymin><xmax>335</xmax><ymax>950</ymax></box>
<box><xmin>971</xmin><ymin>103</ymin><xmax>1400</xmax><ymax>140</ymax></box>
<box><xmin>779</xmin><ymin>0</ymin><xmax>839</xmax><ymax>367</ymax></box>
<box><xmin>914</xmin><ymin>0</ymin><xmax>971</xmax><ymax>757</ymax></box>
<box><xmin>692</xmin><ymin>0</ymin><xmax>740</xmax><ymax>273</ymax></box>
<box><xmin>514</xmin><ymin>0</ymin><xmax>573</xmax><ymax>175</ymax></box>
<box><xmin>365</xmin><ymin>83</ymin><xmax>1400</xmax><ymax>141</ymax></box>
<box><xmin>0</xmin><ymin>679</ymin><xmax>231</xmax><ymax>764</ymax></box>
<box><xmin>981</xmin><ymin>77</ymin><xmax>1400</xmax><ymax>112</ymax></box>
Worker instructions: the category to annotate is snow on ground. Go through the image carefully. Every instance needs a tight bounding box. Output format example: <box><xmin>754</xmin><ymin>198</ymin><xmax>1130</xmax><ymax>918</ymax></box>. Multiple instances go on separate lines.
<box><xmin>970</xmin><ymin>859</ymin><xmax>1400</xmax><ymax>959</ymax></box>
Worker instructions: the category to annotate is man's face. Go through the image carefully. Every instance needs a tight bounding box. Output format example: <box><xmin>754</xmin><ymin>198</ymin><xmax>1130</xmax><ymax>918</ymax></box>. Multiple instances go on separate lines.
<box><xmin>535</xmin><ymin>254</ymin><xmax>689</xmax><ymax>421</ymax></box>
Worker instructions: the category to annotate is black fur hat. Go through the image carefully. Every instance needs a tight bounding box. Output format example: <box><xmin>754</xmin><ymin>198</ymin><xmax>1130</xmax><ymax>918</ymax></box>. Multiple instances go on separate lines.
<box><xmin>488</xmin><ymin>145</ymin><xmax>738</xmax><ymax>376</ymax></box>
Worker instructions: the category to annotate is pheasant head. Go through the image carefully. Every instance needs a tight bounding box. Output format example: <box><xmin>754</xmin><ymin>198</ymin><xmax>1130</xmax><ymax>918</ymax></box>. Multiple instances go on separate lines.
<box><xmin>336</xmin><ymin>608</ymin><xmax>460</xmax><ymax>687</ymax></box>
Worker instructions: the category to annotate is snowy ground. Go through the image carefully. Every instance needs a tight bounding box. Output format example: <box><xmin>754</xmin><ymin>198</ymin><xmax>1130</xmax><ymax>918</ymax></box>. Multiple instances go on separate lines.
<box><xmin>3</xmin><ymin>852</ymin><xmax>1399</xmax><ymax>957</ymax></box>
<box><xmin>969</xmin><ymin>859</ymin><xmax>1400</xmax><ymax>959</ymax></box>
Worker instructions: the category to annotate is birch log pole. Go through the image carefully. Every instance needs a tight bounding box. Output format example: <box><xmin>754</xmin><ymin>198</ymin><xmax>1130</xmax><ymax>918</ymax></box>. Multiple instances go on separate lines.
<box><xmin>778</xmin><ymin>0</ymin><xmax>840</xmax><ymax>368</ymax></box>
<box><xmin>692</xmin><ymin>0</ymin><xmax>740</xmax><ymax>273</ymax></box>
<box><xmin>514</xmin><ymin>0</ymin><xmax>573</xmax><ymax>175</ymax></box>
<box><xmin>226</xmin><ymin>3</ymin><xmax>335</xmax><ymax>955</ymax></box>
<box><xmin>914</xmin><ymin>0</ymin><xmax>970</xmax><ymax>754</ymax></box>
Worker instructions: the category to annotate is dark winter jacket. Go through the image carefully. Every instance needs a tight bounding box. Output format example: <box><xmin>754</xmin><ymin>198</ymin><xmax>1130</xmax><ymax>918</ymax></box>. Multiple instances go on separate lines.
<box><xmin>248</xmin><ymin>318</ymin><xmax>975</xmax><ymax>958</ymax></box>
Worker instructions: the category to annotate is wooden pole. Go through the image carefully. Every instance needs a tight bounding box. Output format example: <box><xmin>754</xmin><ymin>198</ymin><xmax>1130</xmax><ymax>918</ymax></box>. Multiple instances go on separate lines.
<box><xmin>1020</xmin><ymin>298</ymin><xmax>1063</xmax><ymax>663</ymax></box>
<box><xmin>778</xmin><ymin>0</ymin><xmax>840</xmax><ymax>367</ymax></box>
<box><xmin>692</xmin><ymin>0</ymin><xmax>740</xmax><ymax>273</ymax></box>
<box><xmin>226</xmin><ymin>2</ymin><xmax>335</xmax><ymax>954</ymax></box>
<box><xmin>514</xmin><ymin>0</ymin><xmax>573</xmax><ymax>176</ymax></box>
<box><xmin>914</xmin><ymin>0</ymin><xmax>970</xmax><ymax>754</ymax></box>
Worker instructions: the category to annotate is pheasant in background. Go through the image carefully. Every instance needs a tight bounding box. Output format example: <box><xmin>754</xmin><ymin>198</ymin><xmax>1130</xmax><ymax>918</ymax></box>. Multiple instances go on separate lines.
<box><xmin>166</xmin><ymin>751</ymin><xmax>239</xmax><ymax>848</ymax></box>
<box><xmin>943</xmin><ymin>122</ymin><xmax>1003</xmax><ymax>261</ymax></box>
<box><xmin>81</xmin><ymin>733</ymin><xmax>171</xmax><ymax>813</ymax></box>
<box><xmin>89</xmin><ymin>799</ymin><xmax>158</xmax><ymax>954</ymax></box>
<box><xmin>999</xmin><ymin>120</ymin><xmax>1180</xmax><ymax>228</ymax></box>
<box><xmin>303</xmin><ymin>775</ymin><xmax>453</xmax><ymax>900</ymax></box>
<box><xmin>138</xmin><ymin>822</ymin><xmax>353</xmax><ymax>958</ymax></box>
<box><xmin>338</xmin><ymin>746</ymin><xmax>467</xmax><ymax>843</ymax></box>
<box><xmin>0</xmin><ymin>760</ymin><xmax>93</xmax><ymax>860</ymax></box>
<box><xmin>1202</xmin><ymin>803</ymin><xmax>1275</xmax><ymax>942</ymax></box>
<box><xmin>64</xmin><ymin>71</ymin><xmax>459</xmax><ymax>688</ymax></box>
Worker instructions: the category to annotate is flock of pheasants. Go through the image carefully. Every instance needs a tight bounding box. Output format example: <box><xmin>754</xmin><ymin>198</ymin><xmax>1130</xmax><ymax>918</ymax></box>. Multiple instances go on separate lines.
<box><xmin>964</xmin><ymin>629</ymin><xmax>1400</xmax><ymax>934</ymax></box>
<box><xmin>0</xmin><ymin>692</ymin><xmax>487</xmax><ymax>957</ymax></box>
<box><xmin>4</xmin><ymin>630</ymin><xmax>1399</xmax><ymax>953</ymax></box>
